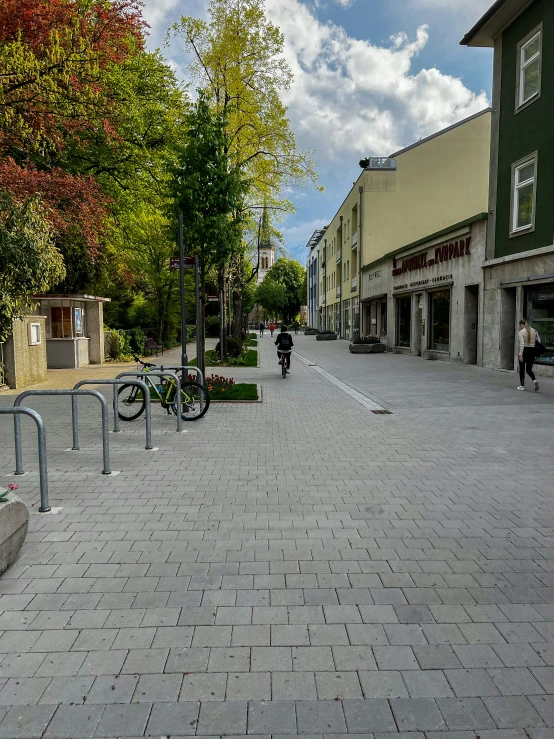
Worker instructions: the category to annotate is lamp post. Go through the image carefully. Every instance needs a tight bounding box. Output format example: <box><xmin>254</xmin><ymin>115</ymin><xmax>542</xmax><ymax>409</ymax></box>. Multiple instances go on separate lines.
<box><xmin>178</xmin><ymin>212</ymin><xmax>188</xmax><ymax>368</ymax></box>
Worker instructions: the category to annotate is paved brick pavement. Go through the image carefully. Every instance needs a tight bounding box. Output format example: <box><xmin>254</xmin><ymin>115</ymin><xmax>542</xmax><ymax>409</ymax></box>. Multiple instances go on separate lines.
<box><xmin>0</xmin><ymin>332</ymin><xmax>553</xmax><ymax>737</ymax></box>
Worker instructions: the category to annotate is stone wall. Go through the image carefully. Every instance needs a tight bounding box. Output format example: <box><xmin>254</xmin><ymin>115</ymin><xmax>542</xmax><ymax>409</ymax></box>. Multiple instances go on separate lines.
<box><xmin>3</xmin><ymin>316</ymin><xmax>47</xmax><ymax>389</ymax></box>
<box><xmin>87</xmin><ymin>301</ymin><xmax>105</xmax><ymax>365</ymax></box>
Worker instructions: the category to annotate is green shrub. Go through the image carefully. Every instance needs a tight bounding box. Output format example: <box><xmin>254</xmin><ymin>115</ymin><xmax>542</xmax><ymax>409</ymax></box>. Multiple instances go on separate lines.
<box><xmin>128</xmin><ymin>328</ymin><xmax>147</xmax><ymax>353</ymax></box>
<box><xmin>215</xmin><ymin>336</ymin><xmax>242</xmax><ymax>358</ymax></box>
<box><xmin>105</xmin><ymin>328</ymin><xmax>133</xmax><ymax>361</ymax></box>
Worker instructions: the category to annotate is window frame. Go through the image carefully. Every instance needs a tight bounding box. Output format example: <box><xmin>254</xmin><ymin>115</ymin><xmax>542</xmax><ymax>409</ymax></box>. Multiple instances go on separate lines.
<box><xmin>28</xmin><ymin>322</ymin><xmax>41</xmax><ymax>346</ymax></box>
<box><xmin>510</xmin><ymin>152</ymin><xmax>538</xmax><ymax>237</ymax></box>
<box><xmin>515</xmin><ymin>24</ymin><xmax>542</xmax><ymax>113</ymax></box>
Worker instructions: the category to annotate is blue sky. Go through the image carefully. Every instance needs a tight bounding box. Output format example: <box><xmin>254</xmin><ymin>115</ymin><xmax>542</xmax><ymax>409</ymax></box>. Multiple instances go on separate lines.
<box><xmin>142</xmin><ymin>0</ymin><xmax>493</xmax><ymax>263</ymax></box>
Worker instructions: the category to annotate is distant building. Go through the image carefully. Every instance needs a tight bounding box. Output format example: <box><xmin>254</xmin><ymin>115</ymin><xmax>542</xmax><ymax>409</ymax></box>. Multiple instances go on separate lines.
<box><xmin>306</xmin><ymin>228</ymin><xmax>326</xmax><ymax>329</ymax></box>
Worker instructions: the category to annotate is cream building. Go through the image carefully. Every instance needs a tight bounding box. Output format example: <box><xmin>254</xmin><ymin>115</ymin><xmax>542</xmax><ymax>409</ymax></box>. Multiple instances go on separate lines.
<box><xmin>318</xmin><ymin>109</ymin><xmax>492</xmax><ymax>364</ymax></box>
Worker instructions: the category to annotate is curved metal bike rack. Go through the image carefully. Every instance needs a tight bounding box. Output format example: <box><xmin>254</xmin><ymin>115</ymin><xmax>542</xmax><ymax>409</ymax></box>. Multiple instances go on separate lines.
<box><xmin>72</xmin><ymin>379</ymin><xmax>152</xmax><ymax>450</ymax></box>
<box><xmin>14</xmin><ymin>389</ymin><xmax>111</xmax><ymax>475</ymax></box>
<box><xmin>0</xmin><ymin>407</ymin><xmax>50</xmax><ymax>512</ymax></box>
<box><xmin>115</xmin><ymin>370</ymin><xmax>183</xmax><ymax>432</ymax></box>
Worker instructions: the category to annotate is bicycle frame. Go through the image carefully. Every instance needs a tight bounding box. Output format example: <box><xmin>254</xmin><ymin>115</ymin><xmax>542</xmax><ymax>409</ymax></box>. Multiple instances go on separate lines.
<box><xmin>136</xmin><ymin>366</ymin><xmax>195</xmax><ymax>410</ymax></box>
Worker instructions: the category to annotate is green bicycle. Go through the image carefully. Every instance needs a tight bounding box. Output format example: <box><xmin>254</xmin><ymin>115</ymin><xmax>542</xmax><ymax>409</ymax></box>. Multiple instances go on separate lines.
<box><xmin>118</xmin><ymin>356</ymin><xmax>210</xmax><ymax>422</ymax></box>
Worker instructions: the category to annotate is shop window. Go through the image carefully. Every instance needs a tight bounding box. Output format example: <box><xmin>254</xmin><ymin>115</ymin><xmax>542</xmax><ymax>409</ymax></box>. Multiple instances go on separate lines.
<box><xmin>396</xmin><ymin>296</ymin><xmax>411</xmax><ymax>348</ymax></box>
<box><xmin>517</xmin><ymin>26</ymin><xmax>542</xmax><ymax>110</ymax></box>
<box><xmin>511</xmin><ymin>154</ymin><xmax>537</xmax><ymax>234</ymax></box>
<box><xmin>430</xmin><ymin>290</ymin><xmax>450</xmax><ymax>352</ymax></box>
<box><xmin>344</xmin><ymin>300</ymin><xmax>350</xmax><ymax>337</ymax></box>
<box><xmin>51</xmin><ymin>306</ymin><xmax>72</xmax><ymax>338</ymax></box>
<box><xmin>379</xmin><ymin>302</ymin><xmax>387</xmax><ymax>338</ymax></box>
<box><xmin>352</xmin><ymin>297</ymin><xmax>360</xmax><ymax>340</ymax></box>
<box><xmin>526</xmin><ymin>284</ymin><xmax>554</xmax><ymax>364</ymax></box>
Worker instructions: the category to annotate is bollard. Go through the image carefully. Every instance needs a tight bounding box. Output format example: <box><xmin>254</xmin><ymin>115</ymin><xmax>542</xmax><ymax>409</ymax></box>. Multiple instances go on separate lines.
<box><xmin>14</xmin><ymin>389</ymin><xmax>111</xmax><ymax>475</ymax></box>
<box><xmin>0</xmin><ymin>407</ymin><xmax>50</xmax><ymax>512</ymax></box>
<box><xmin>73</xmin><ymin>379</ymin><xmax>152</xmax><ymax>450</ymax></box>
<box><xmin>116</xmin><ymin>370</ymin><xmax>183</xmax><ymax>432</ymax></box>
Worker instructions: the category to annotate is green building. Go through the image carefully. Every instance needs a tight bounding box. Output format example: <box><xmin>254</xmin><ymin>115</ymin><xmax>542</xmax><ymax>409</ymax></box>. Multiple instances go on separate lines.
<box><xmin>462</xmin><ymin>0</ymin><xmax>554</xmax><ymax>375</ymax></box>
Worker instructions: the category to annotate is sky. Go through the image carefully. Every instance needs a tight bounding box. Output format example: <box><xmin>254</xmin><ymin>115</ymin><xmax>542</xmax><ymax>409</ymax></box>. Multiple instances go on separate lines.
<box><xmin>142</xmin><ymin>0</ymin><xmax>494</xmax><ymax>264</ymax></box>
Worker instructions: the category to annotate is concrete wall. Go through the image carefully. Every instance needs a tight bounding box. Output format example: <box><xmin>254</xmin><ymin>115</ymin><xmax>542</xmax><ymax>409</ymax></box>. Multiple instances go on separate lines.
<box><xmin>87</xmin><ymin>301</ymin><xmax>105</xmax><ymax>365</ymax></box>
<box><xmin>4</xmin><ymin>316</ymin><xmax>47</xmax><ymax>389</ymax></box>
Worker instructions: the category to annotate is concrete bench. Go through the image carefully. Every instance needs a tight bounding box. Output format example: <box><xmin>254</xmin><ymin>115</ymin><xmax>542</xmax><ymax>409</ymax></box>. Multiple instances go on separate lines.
<box><xmin>349</xmin><ymin>343</ymin><xmax>386</xmax><ymax>354</ymax></box>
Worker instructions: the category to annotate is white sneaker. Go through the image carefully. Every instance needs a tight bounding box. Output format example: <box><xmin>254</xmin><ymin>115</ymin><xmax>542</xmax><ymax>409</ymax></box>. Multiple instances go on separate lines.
<box><xmin>534</xmin><ymin>380</ymin><xmax>539</xmax><ymax>391</ymax></box>
<box><xmin>517</xmin><ymin>386</ymin><xmax>526</xmax><ymax>391</ymax></box>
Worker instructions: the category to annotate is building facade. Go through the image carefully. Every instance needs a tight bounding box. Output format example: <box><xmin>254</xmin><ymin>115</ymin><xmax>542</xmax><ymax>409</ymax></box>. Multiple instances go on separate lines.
<box><xmin>306</xmin><ymin>229</ymin><xmax>325</xmax><ymax>329</ymax></box>
<box><xmin>462</xmin><ymin>0</ymin><xmax>554</xmax><ymax>376</ymax></box>
<box><xmin>318</xmin><ymin>110</ymin><xmax>492</xmax><ymax>351</ymax></box>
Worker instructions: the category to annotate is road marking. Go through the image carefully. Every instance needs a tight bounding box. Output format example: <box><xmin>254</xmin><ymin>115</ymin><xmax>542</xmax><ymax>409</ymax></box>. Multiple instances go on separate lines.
<box><xmin>294</xmin><ymin>351</ymin><xmax>390</xmax><ymax>413</ymax></box>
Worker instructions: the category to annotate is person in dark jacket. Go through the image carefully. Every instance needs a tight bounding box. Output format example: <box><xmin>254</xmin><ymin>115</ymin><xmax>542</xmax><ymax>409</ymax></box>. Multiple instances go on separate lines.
<box><xmin>275</xmin><ymin>325</ymin><xmax>294</xmax><ymax>370</ymax></box>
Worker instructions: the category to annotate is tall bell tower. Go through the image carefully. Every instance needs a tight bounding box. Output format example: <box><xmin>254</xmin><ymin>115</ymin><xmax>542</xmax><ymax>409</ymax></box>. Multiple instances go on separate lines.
<box><xmin>257</xmin><ymin>206</ymin><xmax>275</xmax><ymax>284</ymax></box>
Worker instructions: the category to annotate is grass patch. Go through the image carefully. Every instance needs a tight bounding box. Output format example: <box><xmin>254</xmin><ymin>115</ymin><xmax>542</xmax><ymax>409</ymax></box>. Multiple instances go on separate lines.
<box><xmin>247</xmin><ymin>338</ymin><xmax>257</xmax><ymax>347</ymax></box>
<box><xmin>209</xmin><ymin>383</ymin><xmax>258</xmax><ymax>401</ymax></box>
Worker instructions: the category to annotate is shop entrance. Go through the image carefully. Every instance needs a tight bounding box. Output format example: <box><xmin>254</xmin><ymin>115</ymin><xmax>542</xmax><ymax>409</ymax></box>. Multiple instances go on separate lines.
<box><xmin>500</xmin><ymin>287</ymin><xmax>517</xmax><ymax>370</ymax></box>
<box><xmin>464</xmin><ymin>285</ymin><xmax>479</xmax><ymax>364</ymax></box>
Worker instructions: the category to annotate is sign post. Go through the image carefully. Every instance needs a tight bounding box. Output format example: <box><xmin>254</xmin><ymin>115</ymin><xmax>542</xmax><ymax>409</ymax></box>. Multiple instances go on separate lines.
<box><xmin>219</xmin><ymin>290</ymin><xmax>224</xmax><ymax>362</ymax></box>
<box><xmin>178</xmin><ymin>213</ymin><xmax>188</xmax><ymax>369</ymax></box>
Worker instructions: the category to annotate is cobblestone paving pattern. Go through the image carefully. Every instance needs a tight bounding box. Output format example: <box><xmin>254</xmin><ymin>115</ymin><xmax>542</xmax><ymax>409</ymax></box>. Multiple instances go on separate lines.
<box><xmin>0</xmin><ymin>333</ymin><xmax>553</xmax><ymax>738</ymax></box>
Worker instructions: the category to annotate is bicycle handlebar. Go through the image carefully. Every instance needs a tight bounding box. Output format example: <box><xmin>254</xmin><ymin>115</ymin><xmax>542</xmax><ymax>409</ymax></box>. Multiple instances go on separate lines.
<box><xmin>133</xmin><ymin>355</ymin><xmax>157</xmax><ymax>368</ymax></box>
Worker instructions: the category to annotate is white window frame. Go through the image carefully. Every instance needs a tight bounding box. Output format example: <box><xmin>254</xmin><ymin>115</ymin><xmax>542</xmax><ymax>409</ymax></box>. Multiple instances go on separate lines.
<box><xmin>516</xmin><ymin>24</ymin><xmax>542</xmax><ymax>112</ymax></box>
<box><xmin>28</xmin><ymin>322</ymin><xmax>41</xmax><ymax>346</ymax></box>
<box><xmin>510</xmin><ymin>152</ymin><xmax>538</xmax><ymax>236</ymax></box>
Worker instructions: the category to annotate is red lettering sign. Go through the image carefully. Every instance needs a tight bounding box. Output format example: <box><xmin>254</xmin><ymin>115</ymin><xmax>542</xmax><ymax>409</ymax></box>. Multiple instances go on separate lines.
<box><xmin>393</xmin><ymin>236</ymin><xmax>472</xmax><ymax>277</ymax></box>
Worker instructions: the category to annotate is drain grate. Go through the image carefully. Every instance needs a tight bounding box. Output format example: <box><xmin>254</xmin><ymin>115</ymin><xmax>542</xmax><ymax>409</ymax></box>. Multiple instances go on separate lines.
<box><xmin>372</xmin><ymin>409</ymin><xmax>392</xmax><ymax>415</ymax></box>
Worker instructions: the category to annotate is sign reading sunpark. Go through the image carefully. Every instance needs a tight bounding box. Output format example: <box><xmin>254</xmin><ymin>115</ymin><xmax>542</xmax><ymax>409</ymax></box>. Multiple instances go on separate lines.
<box><xmin>170</xmin><ymin>256</ymin><xmax>195</xmax><ymax>270</ymax></box>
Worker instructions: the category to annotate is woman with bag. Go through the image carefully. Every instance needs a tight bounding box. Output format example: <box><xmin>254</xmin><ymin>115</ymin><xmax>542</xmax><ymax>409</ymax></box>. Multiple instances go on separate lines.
<box><xmin>517</xmin><ymin>319</ymin><xmax>543</xmax><ymax>391</ymax></box>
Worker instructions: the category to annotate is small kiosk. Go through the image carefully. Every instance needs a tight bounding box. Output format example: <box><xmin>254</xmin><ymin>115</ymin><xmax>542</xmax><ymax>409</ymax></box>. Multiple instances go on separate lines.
<box><xmin>33</xmin><ymin>294</ymin><xmax>110</xmax><ymax>369</ymax></box>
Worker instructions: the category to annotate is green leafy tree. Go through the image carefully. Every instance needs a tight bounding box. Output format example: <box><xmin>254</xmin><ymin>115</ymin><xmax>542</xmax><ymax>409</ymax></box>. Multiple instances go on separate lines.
<box><xmin>0</xmin><ymin>194</ymin><xmax>66</xmax><ymax>342</ymax></box>
<box><xmin>255</xmin><ymin>279</ymin><xmax>286</xmax><ymax>319</ymax></box>
<box><xmin>171</xmin><ymin>91</ymin><xmax>246</xmax><ymax>374</ymax></box>
<box><xmin>264</xmin><ymin>257</ymin><xmax>306</xmax><ymax>323</ymax></box>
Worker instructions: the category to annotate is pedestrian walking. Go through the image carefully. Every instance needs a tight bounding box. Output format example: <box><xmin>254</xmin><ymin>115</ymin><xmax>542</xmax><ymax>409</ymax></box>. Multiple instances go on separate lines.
<box><xmin>259</xmin><ymin>321</ymin><xmax>265</xmax><ymax>337</ymax></box>
<box><xmin>269</xmin><ymin>322</ymin><xmax>275</xmax><ymax>337</ymax></box>
<box><xmin>294</xmin><ymin>320</ymin><xmax>299</xmax><ymax>335</ymax></box>
<box><xmin>517</xmin><ymin>319</ymin><xmax>540</xmax><ymax>391</ymax></box>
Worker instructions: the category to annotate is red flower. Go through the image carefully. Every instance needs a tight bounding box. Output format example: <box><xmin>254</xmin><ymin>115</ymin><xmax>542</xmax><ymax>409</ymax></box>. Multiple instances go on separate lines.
<box><xmin>8</xmin><ymin>483</ymin><xmax>18</xmax><ymax>491</ymax></box>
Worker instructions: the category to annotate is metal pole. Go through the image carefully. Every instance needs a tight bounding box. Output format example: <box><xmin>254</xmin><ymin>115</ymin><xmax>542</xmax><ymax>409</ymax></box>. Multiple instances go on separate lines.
<box><xmin>195</xmin><ymin>255</ymin><xmax>201</xmax><ymax>370</ymax></box>
<box><xmin>219</xmin><ymin>289</ymin><xmax>224</xmax><ymax>361</ymax></box>
<box><xmin>71</xmin><ymin>395</ymin><xmax>79</xmax><ymax>450</ymax></box>
<box><xmin>13</xmin><ymin>413</ymin><xmax>23</xmax><ymax>475</ymax></box>
<box><xmin>1</xmin><ymin>407</ymin><xmax>50</xmax><ymax>512</ymax></box>
<box><xmin>179</xmin><ymin>212</ymin><xmax>188</xmax><ymax>368</ymax></box>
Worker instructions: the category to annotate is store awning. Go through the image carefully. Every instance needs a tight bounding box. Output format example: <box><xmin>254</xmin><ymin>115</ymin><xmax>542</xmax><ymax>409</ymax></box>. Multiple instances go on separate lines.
<box><xmin>361</xmin><ymin>293</ymin><xmax>387</xmax><ymax>304</ymax></box>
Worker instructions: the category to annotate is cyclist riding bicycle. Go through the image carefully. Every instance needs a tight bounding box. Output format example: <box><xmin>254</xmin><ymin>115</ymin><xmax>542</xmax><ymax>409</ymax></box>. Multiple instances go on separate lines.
<box><xmin>275</xmin><ymin>325</ymin><xmax>294</xmax><ymax>370</ymax></box>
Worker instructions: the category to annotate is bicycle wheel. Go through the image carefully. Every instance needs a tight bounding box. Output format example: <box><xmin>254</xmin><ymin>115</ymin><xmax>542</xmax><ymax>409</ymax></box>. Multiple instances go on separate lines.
<box><xmin>169</xmin><ymin>381</ymin><xmax>210</xmax><ymax>421</ymax></box>
<box><xmin>118</xmin><ymin>384</ymin><xmax>146</xmax><ymax>421</ymax></box>
<box><xmin>282</xmin><ymin>356</ymin><xmax>287</xmax><ymax>378</ymax></box>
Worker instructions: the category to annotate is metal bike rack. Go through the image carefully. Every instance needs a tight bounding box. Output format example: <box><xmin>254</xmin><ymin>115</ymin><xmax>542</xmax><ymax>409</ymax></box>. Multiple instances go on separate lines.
<box><xmin>14</xmin><ymin>389</ymin><xmax>111</xmax><ymax>475</ymax></box>
<box><xmin>159</xmin><ymin>365</ymin><xmax>206</xmax><ymax>412</ymax></box>
<box><xmin>72</xmin><ymin>379</ymin><xmax>152</xmax><ymax>450</ymax></box>
<box><xmin>0</xmin><ymin>407</ymin><xmax>50</xmax><ymax>512</ymax></box>
<box><xmin>116</xmin><ymin>370</ymin><xmax>183</xmax><ymax>432</ymax></box>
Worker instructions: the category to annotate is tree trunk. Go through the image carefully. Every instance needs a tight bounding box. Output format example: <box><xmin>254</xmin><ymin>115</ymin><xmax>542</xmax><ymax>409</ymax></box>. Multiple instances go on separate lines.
<box><xmin>231</xmin><ymin>287</ymin><xmax>243</xmax><ymax>341</ymax></box>
<box><xmin>198</xmin><ymin>259</ymin><xmax>206</xmax><ymax>378</ymax></box>
<box><xmin>218</xmin><ymin>266</ymin><xmax>227</xmax><ymax>361</ymax></box>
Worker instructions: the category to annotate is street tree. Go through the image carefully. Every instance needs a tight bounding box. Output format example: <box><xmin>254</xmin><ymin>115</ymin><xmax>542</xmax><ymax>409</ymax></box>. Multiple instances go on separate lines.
<box><xmin>169</xmin><ymin>0</ymin><xmax>320</xmax><ymax>336</ymax></box>
<box><xmin>0</xmin><ymin>194</ymin><xmax>65</xmax><ymax>343</ymax></box>
<box><xmin>255</xmin><ymin>279</ymin><xmax>286</xmax><ymax>320</ymax></box>
<box><xmin>171</xmin><ymin>91</ymin><xmax>246</xmax><ymax>375</ymax></box>
<box><xmin>264</xmin><ymin>257</ymin><xmax>306</xmax><ymax>323</ymax></box>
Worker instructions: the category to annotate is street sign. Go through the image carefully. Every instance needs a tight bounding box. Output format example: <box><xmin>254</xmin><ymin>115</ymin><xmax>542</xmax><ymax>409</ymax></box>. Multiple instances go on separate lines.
<box><xmin>170</xmin><ymin>256</ymin><xmax>195</xmax><ymax>270</ymax></box>
<box><xmin>206</xmin><ymin>295</ymin><xmax>219</xmax><ymax>303</ymax></box>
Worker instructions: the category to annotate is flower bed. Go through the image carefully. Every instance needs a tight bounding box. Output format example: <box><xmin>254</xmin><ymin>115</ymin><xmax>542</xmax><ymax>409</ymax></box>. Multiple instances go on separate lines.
<box><xmin>203</xmin><ymin>375</ymin><xmax>258</xmax><ymax>401</ymax></box>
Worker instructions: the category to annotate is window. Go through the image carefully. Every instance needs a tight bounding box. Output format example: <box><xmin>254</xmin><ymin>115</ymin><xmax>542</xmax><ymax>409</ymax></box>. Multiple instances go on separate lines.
<box><xmin>430</xmin><ymin>290</ymin><xmax>450</xmax><ymax>351</ymax></box>
<box><xmin>396</xmin><ymin>296</ymin><xmax>411</xmax><ymax>348</ymax></box>
<box><xmin>511</xmin><ymin>154</ymin><xmax>537</xmax><ymax>234</ymax></box>
<box><xmin>517</xmin><ymin>27</ymin><xmax>541</xmax><ymax>109</ymax></box>
<box><xmin>28</xmin><ymin>323</ymin><xmax>41</xmax><ymax>346</ymax></box>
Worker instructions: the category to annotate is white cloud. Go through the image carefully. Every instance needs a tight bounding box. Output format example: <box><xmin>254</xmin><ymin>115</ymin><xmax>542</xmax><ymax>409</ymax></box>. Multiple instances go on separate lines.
<box><xmin>264</xmin><ymin>0</ymin><xmax>489</xmax><ymax>159</ymax></box>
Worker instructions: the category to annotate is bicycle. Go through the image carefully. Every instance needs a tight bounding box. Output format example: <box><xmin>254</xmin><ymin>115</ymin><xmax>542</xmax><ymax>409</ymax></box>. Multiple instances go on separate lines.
<box><xmin>279</xmin><ymin>350</ymin><xmax>291</xmax><ymax>378</ymax></box>
<box><xmin>118</xmin><ymin>357</ymin><xmax>210</xmax><ymax>422</ymax></box>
